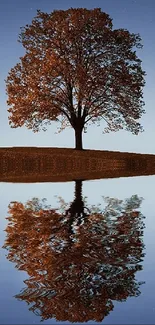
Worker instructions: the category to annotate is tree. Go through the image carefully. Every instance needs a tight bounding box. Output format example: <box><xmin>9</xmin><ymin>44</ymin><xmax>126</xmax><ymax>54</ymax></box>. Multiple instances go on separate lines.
<box><xmin>6</xmin><ymin>7</ymin><xmax>146</xmax><ymax>149</ymax></box>
<box><xmin>3</xmin><ymin>182</ymin><xmax>145</xmax><ymax>322</ymax></box>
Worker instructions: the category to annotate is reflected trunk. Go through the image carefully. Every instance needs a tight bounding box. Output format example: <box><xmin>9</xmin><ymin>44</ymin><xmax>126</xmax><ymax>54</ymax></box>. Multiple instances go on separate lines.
<box><xmin>65</xmin><ymin>180</ymin><xmax>89</xmax><ymax>237</ymax></box>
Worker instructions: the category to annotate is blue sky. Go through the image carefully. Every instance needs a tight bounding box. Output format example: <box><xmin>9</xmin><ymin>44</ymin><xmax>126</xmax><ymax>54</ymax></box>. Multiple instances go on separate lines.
<box><xmin>0</xmin><ymin>0</ymin><xmax>155</xmax><ymax>153</ymax></box>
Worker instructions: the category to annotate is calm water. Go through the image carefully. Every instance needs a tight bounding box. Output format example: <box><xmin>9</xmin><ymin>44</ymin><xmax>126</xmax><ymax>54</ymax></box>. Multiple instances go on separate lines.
<box><xmin>1</xmin><ymin>175</ymin><xmax>155</xmax><ymax>324</ymax></box>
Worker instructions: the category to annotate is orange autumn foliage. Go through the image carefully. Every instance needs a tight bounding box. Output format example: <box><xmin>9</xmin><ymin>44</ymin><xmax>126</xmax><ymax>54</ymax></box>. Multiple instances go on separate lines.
<box><xmin>3</xmin><ymin>189</ymin><xmax>145</xmax><ymax>322</ymax></box>
<box><xmin>6</xmin><ymin>8</ymin><xmax>146</xmax><ymax>149</ymax></box>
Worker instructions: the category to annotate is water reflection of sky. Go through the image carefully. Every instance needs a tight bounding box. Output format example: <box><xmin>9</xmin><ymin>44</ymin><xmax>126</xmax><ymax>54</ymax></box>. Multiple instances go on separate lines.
<box><xmin>1</xmin><ymin>175</ymin><xmax>155</xmax><ymax>324</ymax></box>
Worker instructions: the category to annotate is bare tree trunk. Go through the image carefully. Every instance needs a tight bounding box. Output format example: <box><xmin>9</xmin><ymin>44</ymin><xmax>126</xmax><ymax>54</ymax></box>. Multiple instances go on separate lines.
<box><xmin>74</xmin><ymin>127</ymin><xmax>83</xmax><ymax>150</ymax></box>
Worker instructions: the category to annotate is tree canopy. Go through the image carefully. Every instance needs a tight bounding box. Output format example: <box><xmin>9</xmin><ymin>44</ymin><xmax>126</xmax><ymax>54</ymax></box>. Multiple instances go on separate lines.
<box><xmin>6</xmin><ymin>8</ymin><xmax>146</xmax><ymax>149</ymax></box>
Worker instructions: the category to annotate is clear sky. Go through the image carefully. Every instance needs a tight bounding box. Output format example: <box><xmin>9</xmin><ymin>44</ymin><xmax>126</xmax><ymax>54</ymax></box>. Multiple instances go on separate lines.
<box><xmin>0</xmin><ymin>0</ymin><xmax>155</xmax><ymax>153</ymax></box>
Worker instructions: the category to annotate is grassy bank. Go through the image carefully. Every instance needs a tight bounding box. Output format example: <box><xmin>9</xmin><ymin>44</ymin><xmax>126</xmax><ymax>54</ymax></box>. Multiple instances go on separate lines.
<box><xmin>0</xmin><ymin>147</ymin><xmax>155</xmax><ymax>182</ymax></box>
<box><xmin>1</xmin><ymin>146</ymin><xmax>155</xmax><ymax>158</ymax></box>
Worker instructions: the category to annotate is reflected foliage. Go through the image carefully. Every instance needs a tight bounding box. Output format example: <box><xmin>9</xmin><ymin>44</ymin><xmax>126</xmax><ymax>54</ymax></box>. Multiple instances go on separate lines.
<box><xmin>3</xmin><ymin>181</ymin><xmax>145</xmax><ymax>322</ymax></box>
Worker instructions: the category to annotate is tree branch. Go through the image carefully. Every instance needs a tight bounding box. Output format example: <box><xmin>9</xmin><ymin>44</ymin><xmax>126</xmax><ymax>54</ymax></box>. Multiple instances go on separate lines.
<box><xmin>78</xmin><ymin>100</ymin><xmax>82</xmax><ymax>118</ymax></box>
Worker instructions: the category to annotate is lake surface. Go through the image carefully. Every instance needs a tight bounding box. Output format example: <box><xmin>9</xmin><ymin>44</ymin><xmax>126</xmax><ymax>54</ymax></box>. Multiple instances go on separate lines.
<box><xmin>1</xmin><ymin>175</ymin><xmax>155</xmax><ymax>324</ymax></box>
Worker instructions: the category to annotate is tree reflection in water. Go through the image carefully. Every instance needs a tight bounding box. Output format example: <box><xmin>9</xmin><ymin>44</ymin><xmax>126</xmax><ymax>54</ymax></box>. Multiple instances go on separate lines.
<box><xmin>3</xmin><ymin>180</ymin><xmax>145</xmax><ymax>323</ymax></box>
